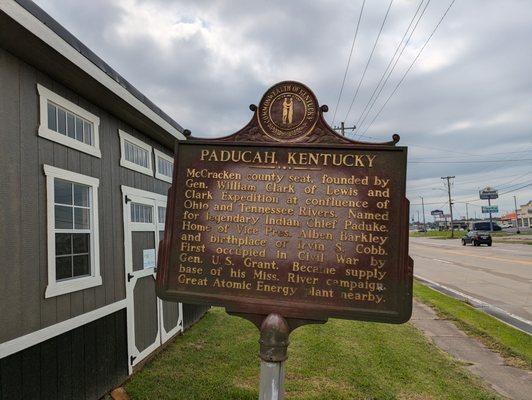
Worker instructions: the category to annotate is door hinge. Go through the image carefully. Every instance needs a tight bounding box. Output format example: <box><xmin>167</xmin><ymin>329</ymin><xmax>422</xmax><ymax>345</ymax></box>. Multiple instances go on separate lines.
<box><xmin>130</xmin><ymin>355</ymin><xmax>136</xmax><ymax>365</ymax></box>
<box><xmin>127</xmin><ymin>272</ymin><xmax>134</xmax><ymax>282</ymax></box>
<box><xmin>125</xmin><ymin>195</ymin><xmax>131</xmax><ymax>204</ymax></box>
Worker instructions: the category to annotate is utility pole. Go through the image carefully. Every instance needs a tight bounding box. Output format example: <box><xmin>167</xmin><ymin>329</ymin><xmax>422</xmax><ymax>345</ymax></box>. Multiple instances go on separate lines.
<box><xmin>441</xmin><ymin>176</ymin><xmax>455</xmax><ymax>238</ymax></box>
<box><xmin>514</xmin><ymin>195</ymin><xmax>520</xmax><ymax>234</ymax></box>
<box><xmin>416</xmin><ymin>210</ymin><xmax>420</xmax><ymax>225</ymax></box>
<box><xmin>465</xmin><ymin>202</ymin><xmax>469</xmax><ymax>222</ymax></box>
<box><xmin>333</xmin><ymin>122</ymin><xmax>356</xmax><ymax>136</ymax></box>
<box><xmin>419</xmin><ymin>196</ymin><xmax>426</xmax><ymax>230</ymax></box>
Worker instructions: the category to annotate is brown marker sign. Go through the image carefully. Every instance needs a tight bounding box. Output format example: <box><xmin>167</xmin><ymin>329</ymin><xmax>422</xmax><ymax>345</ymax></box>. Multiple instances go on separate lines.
<box><xmin>157</xmin><ymin>81</ymin><xmax>413</xmax><ymax>324</ymax></box>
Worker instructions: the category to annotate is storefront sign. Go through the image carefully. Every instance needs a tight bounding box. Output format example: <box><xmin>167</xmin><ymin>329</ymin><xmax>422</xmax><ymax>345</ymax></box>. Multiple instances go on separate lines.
<box><xmin>482</xmin><ymin>205</ymin><xmax>499</xmax><ymax>214</ymax></box>
<box><xmin>479</xmin><ymin>188</ymin><xmax>498</xmax><ymax>200</ymax></box>
<box><xmin>156</xmin><ymin>81</ymin><xmax>413</xmax><ymax>324</ymax></box>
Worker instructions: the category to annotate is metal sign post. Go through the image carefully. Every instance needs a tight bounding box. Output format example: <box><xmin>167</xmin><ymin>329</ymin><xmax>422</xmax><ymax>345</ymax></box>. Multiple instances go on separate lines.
<box><xmin>488</xmin><ymin>198</ymin><xmax>493</xmax><ymax>232</ymax></box>
<box><xmin>258</xmin><ymin>314</ymin><xmax>288</xmax><ymax>400</ymax></box>
<box><xmin>480</xmin><ymin>187</ymin><xmax>499</xmax><ymax>232</ymax></box>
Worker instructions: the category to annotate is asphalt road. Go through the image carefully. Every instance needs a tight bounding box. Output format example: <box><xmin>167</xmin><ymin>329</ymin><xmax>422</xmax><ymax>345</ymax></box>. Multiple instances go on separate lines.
<box><xmin>410</xmin><ymin>237</ymin><xmax>532</xmax><ymax>324</ymax></box>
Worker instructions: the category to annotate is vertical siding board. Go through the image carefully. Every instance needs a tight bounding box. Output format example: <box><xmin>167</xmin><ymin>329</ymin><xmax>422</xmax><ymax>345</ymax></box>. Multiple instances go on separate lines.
<box><xmin>83</xmin><ymin>320</ymin><xmax>97</xmax><ymax>400</ymax></box>
<box><xmin>112</xmin><ymin>121</ymin><xmax>126</xmax><ymax>301</ymax></box>
<box><xmin>115</xmin><ymin>310</ymin><xmax>128</xmax><ymax>382</ymax></box>
<box><xmin>104</xmin><ymin>314</ymin><xmax>117</xmax><ymax>389</ymax></box>
<box><xmin>56</xmin><ymin>333</ymin><xmax>73</xmax><ymax>400</ymax></box>
<box><xmin>21</xmin><ymin>345</ymin><xmax>41</xmax><ymax>399</ymax></box>
<box><xmin>0</xmin><ymin>49</ymin><xmax>22</xmax><ymax>343</ymax></box>
<box><xmin>37</xmin><ymin>78</ymin><xmax>58</xmax><ymax>329</ymax></box>
<box><xmin>0</xmin><ymin>353</ymin><xmax>22</xmax><ymax>400</ymax></box>
<box><xmin>98</xmin><ymin>113</ymin><xmax>116</xmax><ymax>305</ymax></box>
<box><xmin>19</xmin><ymin>64</ymin><xmax>42</xmax><ymax>337</ymax></box>
<box><xmin>40</xmin><ymin>338</ymin><xmax>58</xmax><ymax>400</ymax></box>
<box><xmin>95</xmin><ymin>317</ymin><xmax>109</xmax><ymax>395</ymax></box>
<box><xmin>71</xmin><ymin>325</ymin><xmax>86</xmax><ymax>400</ymax></box>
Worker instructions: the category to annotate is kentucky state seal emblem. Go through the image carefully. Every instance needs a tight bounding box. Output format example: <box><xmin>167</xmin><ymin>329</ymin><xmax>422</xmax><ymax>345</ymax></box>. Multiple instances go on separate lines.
<box><xmin>257</xmin><ymin>81</ymin><xmax>319</xmax><ymax>142</ymax></box>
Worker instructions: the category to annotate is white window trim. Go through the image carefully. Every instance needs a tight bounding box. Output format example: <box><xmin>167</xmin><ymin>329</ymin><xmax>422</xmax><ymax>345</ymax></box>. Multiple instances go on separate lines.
<box><xmin>119</xmin><ymin>129</ymin><xmax>153</xmax><ymax>176</ymax></box>
<box><xmin>44</xmin><ymin>165</ymin><xmax>102</xmax><ymax>298</ymax></box>
<box><xmin>154</xmin><ymin>148</ymin><xmax>174</xmax><ymax>183</ymax></box>
<box><xmin>37</xmin><ymin>84</ymin><xmax>101</xmax><ymax>158</ymax></box>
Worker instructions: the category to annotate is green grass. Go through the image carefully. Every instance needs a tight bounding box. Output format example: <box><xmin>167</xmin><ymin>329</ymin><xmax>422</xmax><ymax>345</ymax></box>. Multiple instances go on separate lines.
<box><xmin>410</xmin><ymin>230</ymin><xmax>457</xmax><ymax>239</ymax></box>
<box><xmin>125</xmin><ymin>308</ymin><xmax>501</xmax><ymax>400</ymax></box>
<box><xmin>414</xmin><ymin>281</ymin><xmax>532</xmax><ymax>369</ymax></box>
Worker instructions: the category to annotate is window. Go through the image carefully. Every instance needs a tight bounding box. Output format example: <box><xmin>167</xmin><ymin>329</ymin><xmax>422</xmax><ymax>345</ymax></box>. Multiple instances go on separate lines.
<box><xmin>38</xmin><ymin>84</ymin><xmax>101</xmax><ymax>158</ymax></box>
<box><xmin>154</xmin><ymin>149</ymin><xmax>174</xmax><ymax>183</ymax></box>
<box><xmin>158</xmin><ymin>206</ymin><xmax>166</xmax><ymax>224</ymax></box>
<box><xmin>119</xmin><ymin>130</ymin><xmax>153</xmax><ymax>176</ymax></box>
<box><xmin>44</xmin><ymin>165</ymin><xmax>101</xmax><ymax>298</ymax></box>
<box><xmin>131</xmin><ymin>202</ymin><xmax>153</xmax><ymax>223</ymax></box>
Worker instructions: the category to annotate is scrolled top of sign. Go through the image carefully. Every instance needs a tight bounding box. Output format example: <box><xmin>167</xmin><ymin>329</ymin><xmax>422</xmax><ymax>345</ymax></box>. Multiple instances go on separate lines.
<box><xmin>257</xmin><ymin>81</ymin><xmax>319</xmax><ymax>142</ymax></box>
<box><xmin>156</xmin><ymin>81</ymin><xmax>413</xmax><ymax>325</ymax></box>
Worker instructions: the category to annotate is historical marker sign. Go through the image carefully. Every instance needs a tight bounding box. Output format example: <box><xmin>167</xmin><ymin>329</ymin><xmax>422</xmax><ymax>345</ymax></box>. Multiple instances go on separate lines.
<box><xmin>157</xmin><ymin>81</ymin><xmax>413</xmax><ymax>324</ymax></box>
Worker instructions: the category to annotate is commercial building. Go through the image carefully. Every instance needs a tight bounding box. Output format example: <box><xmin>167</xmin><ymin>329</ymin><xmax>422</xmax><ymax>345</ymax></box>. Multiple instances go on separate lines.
<box><xmin>0</xmin><ymin>1</ymin><xmax>207</xmax><ymax>398</ymax></box>
<box><xmin>517</xmin><ymin>201</ymin><xmax>532</xmax><ymax>228</ymax></box>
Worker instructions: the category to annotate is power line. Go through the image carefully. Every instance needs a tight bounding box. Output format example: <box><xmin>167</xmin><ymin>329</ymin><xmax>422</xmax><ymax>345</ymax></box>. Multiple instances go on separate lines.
<box><xmin>343</xmin><ymin>0</ymin><xmax>394</xmax><ymax>124</ymax></box>
<box><xmin>407</xmin><ymin>165</ymin><xmax>532</xmax><ymax>191</ymax></box>
<box><xmin>410</xmin><ymin>149</ymin><xmax>531</xmax><ymax>161</ymax></box>
<box><xmin>331</xmin><ymin>0</ymin><xmax>366</xmax><ymax>127</ymax></box>
<box><xmin>409</xmin><ymin>181</ymin><xmax>532</xmax><ymax>206</ymax></box>
<box><xmin>494</xmin><ymin>167</ymin><xmax>532</xmax><ymax>190</ymax></box>
<box><xmin>353</xmin><ymin>0</ymin><xmax>430</xmax><ymax>137</ymax></box>
<box><xmin>408</xmin><ymin>158</ymin><xmax>532</xmax><ymax>164</ymax></box>
<box><xmin>358</xmin><ymin>0</ymin><xmax>456</xmax><ymax>138</ymax></box>
<box><xmin>499</xmin><ymin>182</ymin><xmax>532</xmax><ymax>196</ymax></box>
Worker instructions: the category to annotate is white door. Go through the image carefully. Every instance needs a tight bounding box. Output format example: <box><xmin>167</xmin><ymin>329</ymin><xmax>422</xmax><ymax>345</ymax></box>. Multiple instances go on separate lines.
<box><xmin>122</xmin><ymin>186</ymin><xmax>182</xmax><ymax>373</ymax></box>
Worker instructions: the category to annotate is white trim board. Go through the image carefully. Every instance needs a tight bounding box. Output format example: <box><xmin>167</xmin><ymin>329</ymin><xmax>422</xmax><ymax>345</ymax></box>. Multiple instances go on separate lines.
<box><xmin>0</xmin><ymin>0</ymin><xmax>185</xmax><ymax>141</ymax></box>
<box><xmin>0</xmin><ymin>300</ymin><xmax>127</xmax><ymax>359</ymax></box>
<box><xmin>121</xmin><ymin>185</ymin><xmax>168</xmax><ymax>202</ymax></box>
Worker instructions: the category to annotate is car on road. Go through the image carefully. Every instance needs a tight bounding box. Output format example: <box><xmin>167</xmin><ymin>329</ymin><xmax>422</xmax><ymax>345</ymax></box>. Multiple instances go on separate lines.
<box><xmin>462</xmin><ymin>230</ymin><xmax>492</xmax><ymax>246</ymax></box>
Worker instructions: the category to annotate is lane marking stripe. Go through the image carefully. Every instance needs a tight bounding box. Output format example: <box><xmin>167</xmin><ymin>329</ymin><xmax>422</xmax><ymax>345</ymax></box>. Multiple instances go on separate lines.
<box><xmin>432</xmin><ymin>258</ymin><xmax>452</xmax><ymax>264</ymax></box>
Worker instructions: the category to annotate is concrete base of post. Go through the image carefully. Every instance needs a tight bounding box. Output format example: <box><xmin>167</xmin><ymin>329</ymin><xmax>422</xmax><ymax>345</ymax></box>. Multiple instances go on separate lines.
<box><xmin>259</xmin><ymin>361</ymin><xmax>285</xmax><ymax>400</ymax></box>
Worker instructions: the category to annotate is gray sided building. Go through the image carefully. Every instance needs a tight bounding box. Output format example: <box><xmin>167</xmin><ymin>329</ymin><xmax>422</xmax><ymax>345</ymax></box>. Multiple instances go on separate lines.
<box><xmin>0</xmin><ymin>1</ymin><xmax>207</xmax><ymax>398</ymax></box>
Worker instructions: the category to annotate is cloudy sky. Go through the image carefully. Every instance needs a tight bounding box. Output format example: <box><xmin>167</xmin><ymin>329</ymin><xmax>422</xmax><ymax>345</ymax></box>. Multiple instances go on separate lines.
<box><xmin>35</xmin><ymin>0</ymin><xmax>532</xmax><ymax>221</ymax></box>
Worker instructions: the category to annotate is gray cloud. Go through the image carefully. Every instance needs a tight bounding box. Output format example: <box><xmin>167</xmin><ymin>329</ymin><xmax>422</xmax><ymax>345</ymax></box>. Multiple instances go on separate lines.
<box><xmin>34</xmin><ymin>0</ymin><xmax>532</xmax><ymax>217</ymax></box>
